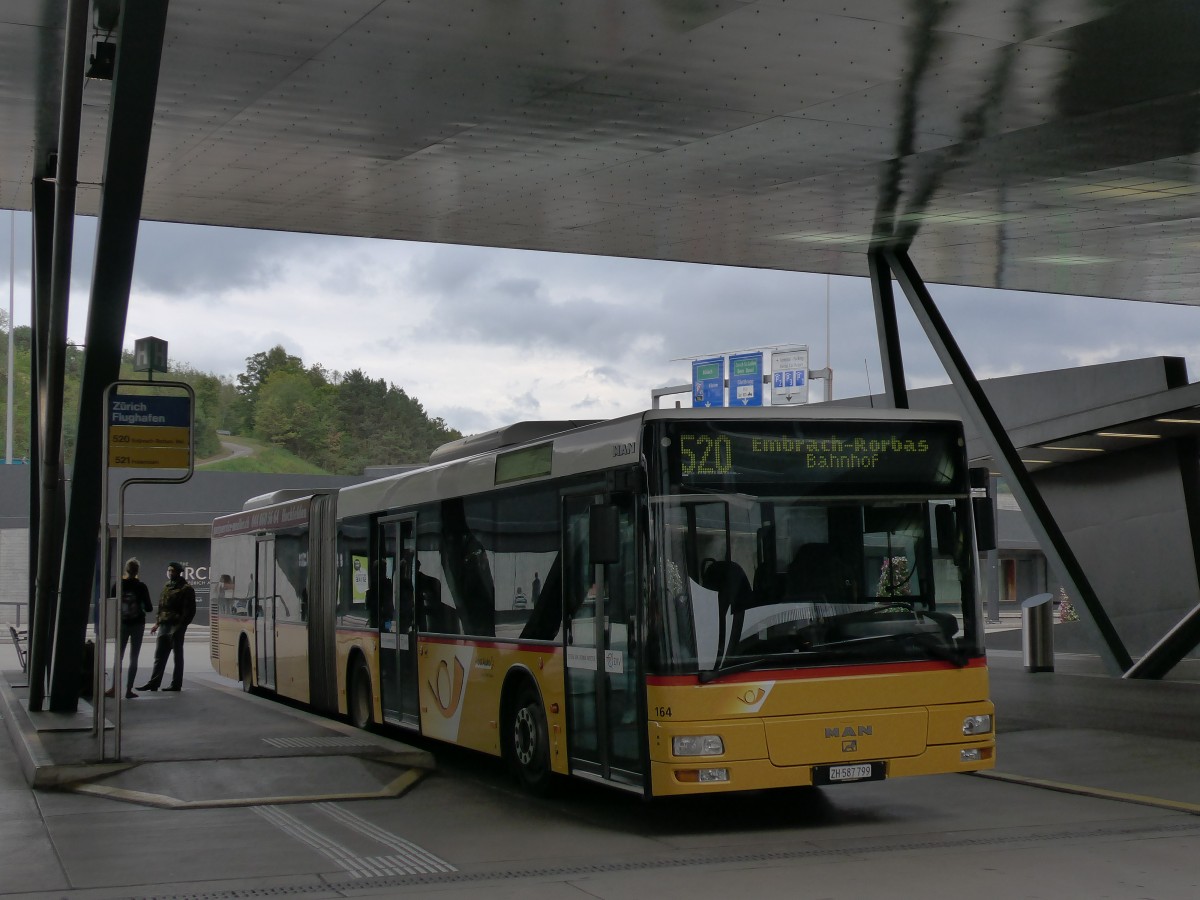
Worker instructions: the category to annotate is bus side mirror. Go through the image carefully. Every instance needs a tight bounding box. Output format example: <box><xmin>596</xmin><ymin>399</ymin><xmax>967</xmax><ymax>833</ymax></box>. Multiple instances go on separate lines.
<box><xmin>934</xmin><ymin>505</ymin><xmax>957</xmax><ymax>557</ymax></box>
<box><xmin>590</xmin><ymin>504</ymin><xmax>621</xmax><ymax>565</ymax></box>
<box><xmin>973</xmin><ymin>497</ymin><xmax>996</xmax><ymax>551</ymax></box>
<box><xmin>968</xmin><ymin>467</ymin><xmax>996</xmax><ymax>552</ymax></box>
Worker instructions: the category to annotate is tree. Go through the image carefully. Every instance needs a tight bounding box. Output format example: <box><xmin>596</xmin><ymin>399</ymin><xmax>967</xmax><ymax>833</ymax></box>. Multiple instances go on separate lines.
<box><xmin>321</xmin><ymin>369</ymin><xmax>460</xmax><ymax>474</ymax></box>
<box><xmin>237</xmin><ymin>345</ymin><xmax>305</xmax><ymax>399</ymax></box>
<box><xmin>254</xmin><ymin>370</ymin><xmax>329</xmax><ymax>457</ymax></box>
<box><xmin>0</xmin><ymin>323</ymin><xmax>34</xmax><ymax>460</ymax></box>
<box><xmin>169</xmin><ymin>364</ymin><xmax>233</xmax><ymax>459</ymax></box>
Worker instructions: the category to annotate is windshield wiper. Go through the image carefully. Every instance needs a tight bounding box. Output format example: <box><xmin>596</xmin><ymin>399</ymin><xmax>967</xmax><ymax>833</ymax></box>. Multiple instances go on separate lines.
<box><xmin>697</xmin><ymin>632</ymin><xmax>967</xmax><ymax>683</ymax></box>
<box><xmin>699</xmin><ymin>651</ymin><xmax>821</xmax><ymax>683</ymax></box>
<box><xmin>813</xmin><ymin>631</ymin><xmax>968</xmax><ymax>667</ymax></box>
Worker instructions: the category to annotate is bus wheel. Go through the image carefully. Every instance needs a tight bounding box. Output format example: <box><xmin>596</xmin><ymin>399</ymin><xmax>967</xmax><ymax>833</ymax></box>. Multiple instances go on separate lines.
<box><xmin>348</xmin><ymin>657</ymin><xmax>373</xmax><ymax>730</ymax></box>
<box><xmin>239</xmin><ymin>643</ymin><xmax>253</xmax><ymax>693</ymax></box>
<box><xmin>508</xmin><ymin>684</ymin><xmax>551</xmax><ymax>794</ymax></box>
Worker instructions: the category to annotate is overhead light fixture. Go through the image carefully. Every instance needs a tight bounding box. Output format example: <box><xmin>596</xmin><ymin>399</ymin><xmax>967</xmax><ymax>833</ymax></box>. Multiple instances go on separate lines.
<box><xmin>1021</xmin><ymin>459</ymin><xmax>1053</xmax><ymax>465</ymax></box>
<box><xmin>891</xmin><ymin>210</ymin><xmax>1018</xmax><ymax>226</ymax></box>
<box><xmin>1022</xmin><ymin>255</ymin><xmax>1112</xmax><ymax>266</ymax></box>
<box><xmin>1040</xmin><ymin>446</ymin><xmax>1104</xmax><ymax>452</ymax></box>
<box><xmin>1156</xmin><ymin>418</ymin><xmax>1200</xmax><ymax>425</ymax></box>
<box><xmin>1064</xmin><ymin>178</ymin><xmax>1200</xmax><ymax>201</ymax></box>
<box><xmin>772</xmin><ymin>230</ymin><xmax>873</xmax><ymax>246</ymax></box>
<box><xmin>86</xmin><ymin>40</ymin><xmax>115</xmax><ymax>80</ymax></box>
<box><xmin>1097</xmin><ymin>432</ymin><xmax>1161</xmax><ymax>440</ymax></box>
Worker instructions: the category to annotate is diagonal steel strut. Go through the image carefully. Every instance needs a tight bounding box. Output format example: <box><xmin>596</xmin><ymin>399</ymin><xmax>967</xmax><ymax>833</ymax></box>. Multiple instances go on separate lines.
<box><xmin>881</xmin><ymin>246</ymin><xmax>1132</xmax><ymax>674</ymax></box>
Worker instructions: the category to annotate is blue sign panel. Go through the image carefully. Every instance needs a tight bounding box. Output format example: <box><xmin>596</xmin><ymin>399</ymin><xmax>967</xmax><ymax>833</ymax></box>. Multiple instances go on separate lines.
<box><xmin>692</xmin><ymin>357</ymin><xmax>725</xmax><ymax>408</ymax></box>
<box><xmin>729</xmin><ymin>352</ymin><xmax>763</xmax><ymax>406</ymax></box>
<box><xmin>109</xmin><ymin>394</ymin><xmax>192</xmax><ymax>428</ymax></box>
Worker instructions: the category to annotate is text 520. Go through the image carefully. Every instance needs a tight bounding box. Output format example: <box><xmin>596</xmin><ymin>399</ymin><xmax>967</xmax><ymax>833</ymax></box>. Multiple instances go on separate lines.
<box><xmin>679</xmin><ymin>433</ymin><xmax>733</xmax><ymax>476</ymax></box>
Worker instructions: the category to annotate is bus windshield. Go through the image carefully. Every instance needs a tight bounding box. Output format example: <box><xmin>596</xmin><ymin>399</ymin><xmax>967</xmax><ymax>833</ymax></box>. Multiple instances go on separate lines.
<box><xmin>647</xmin><ymin>419</ymin><xmax>982</xmax><ymax>677</ymax></box>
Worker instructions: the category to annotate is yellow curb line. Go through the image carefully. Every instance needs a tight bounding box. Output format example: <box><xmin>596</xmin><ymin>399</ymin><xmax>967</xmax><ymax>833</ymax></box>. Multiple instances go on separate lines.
<box><xmin>974</xmin><ymin>770</ymin><xmax>1200</xmax><ymax>815</ymax></box>
<box><xmin>70</xmin><ymin>766</ymin><xmax>427</xmax><ymax>809</ymax></box>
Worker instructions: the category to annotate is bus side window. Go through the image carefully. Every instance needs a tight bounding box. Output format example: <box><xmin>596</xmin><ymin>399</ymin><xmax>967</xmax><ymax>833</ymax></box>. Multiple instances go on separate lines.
<box><xmin>440</xmin><ymin>498</ymin><xmax>496</xmax><ymax>637</ymax></box>
<box><xmin>415</xmin><ymin>564</ymin><xmax>447</xmax><ymax>631</ymax></box>
<box><xmin>520</xmin><ymin>553</ymin><xmax>564</xmax><ymax>641</ymax></box>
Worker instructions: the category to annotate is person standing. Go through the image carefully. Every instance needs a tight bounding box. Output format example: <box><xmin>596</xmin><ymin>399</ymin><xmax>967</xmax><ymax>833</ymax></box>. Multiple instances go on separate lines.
<box><xmin>138</xmin><ymin>562</ymin><xmax>197</xmax><ymax>692</ymax></box>
<box><xmin>107</xmin><ymin>558</ymin><xmax>153</xmax><ymax>699</ymax></box>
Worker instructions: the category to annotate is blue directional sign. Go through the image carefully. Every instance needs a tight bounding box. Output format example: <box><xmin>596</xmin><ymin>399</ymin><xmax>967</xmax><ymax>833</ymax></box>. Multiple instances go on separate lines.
<box><xmin>692</xmin><ymin>357</ymin><xmax>725</xmax><ymax>408</ymax></box>
<box><xmin>729</xmin><ymin>352</ymin><xmax>763</xmax><ymax>406</ymax></box>
<box><xmin>109</xmin><ymin>394</ymin><xmax>191</xmax><ymax>428</ymax></box>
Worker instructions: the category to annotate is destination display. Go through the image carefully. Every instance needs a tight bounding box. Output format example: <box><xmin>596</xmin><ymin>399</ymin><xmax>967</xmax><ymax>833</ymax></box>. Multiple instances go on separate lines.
<box><xmin>656</xmin><ymin>420</ymin><xmax>967</xmax><ymax>494</ymax></box>
<box><xmin>212</xmin><ymin>499</ymin><xmax>311</xmax><ymax>538</ymax></box>
<box><xmin>495</xmin><ymin>442</ymin><xmax>553</xmax><ymax>485</ymax></box>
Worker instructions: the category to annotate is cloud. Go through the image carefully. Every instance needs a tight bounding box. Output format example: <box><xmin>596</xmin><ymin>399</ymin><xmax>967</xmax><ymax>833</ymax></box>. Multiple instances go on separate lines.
<box><xmin>130</xmin><ymin>222</ymin><xmax>333</xmax><ymax>296</ymax></box>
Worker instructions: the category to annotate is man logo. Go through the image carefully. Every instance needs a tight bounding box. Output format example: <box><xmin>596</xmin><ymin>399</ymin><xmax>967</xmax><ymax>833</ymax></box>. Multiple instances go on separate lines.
<box><xmin>825</xmin><ymin>725</ymin><xmax>873</xmax><ymax>738</ymax></box>
<box><xmin>842</xmin><ymin>740</ymin><xmax>858</xmax><ymax>752</ymax></box>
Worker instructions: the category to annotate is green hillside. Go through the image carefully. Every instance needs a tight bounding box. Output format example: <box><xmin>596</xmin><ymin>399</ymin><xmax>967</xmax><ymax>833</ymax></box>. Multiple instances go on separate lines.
<box><xmin>0</xmin><ymin>318</ymin><xmax>460</xmax><ymax>475</ymax></box>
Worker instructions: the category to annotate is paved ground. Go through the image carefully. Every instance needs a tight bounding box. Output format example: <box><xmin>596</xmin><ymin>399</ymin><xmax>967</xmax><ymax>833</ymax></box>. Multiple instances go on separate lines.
<box><xmin>2</xmin><ymin>624</ymin><xmax>1198</xmax><ymax>899</ymax></box>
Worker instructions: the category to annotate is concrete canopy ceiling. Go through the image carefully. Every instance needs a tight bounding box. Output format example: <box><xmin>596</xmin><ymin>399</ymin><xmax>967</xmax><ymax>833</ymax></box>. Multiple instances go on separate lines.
<box><xmin>6</xmin><ymin>1</ymin><xmax>1200</xmax><ymax>304</ymax></box>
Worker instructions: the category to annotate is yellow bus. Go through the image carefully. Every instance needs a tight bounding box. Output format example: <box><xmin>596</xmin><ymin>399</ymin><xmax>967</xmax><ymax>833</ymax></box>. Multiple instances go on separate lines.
<box><xmin>209</xmin><ymin>407</ymin><xmax>994</xmax><ymax>797</ymax></box>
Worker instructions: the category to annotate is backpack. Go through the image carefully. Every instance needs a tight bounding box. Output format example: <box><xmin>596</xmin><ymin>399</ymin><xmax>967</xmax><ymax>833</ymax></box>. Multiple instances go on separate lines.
<box><xmin>120</xmin><ymin>582</ymin><xmax>143</xmax><ymax>623</ymax></box>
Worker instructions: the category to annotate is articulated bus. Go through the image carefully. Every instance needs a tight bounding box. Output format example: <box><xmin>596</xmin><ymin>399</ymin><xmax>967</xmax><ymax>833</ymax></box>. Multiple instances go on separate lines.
<box><xmin>209</xmin><ymin>407</ymin><xmax>994</xmax><ymax>797</ymax></box>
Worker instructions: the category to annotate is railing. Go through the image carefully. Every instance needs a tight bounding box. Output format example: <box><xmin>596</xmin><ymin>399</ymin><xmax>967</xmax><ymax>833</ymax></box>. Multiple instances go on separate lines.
<box><xmin>0</xmin><ymin>600</ymin><xmax>25</xmax><ymax>627</ymax></box>
<box><xmin>2</xmin><ymin>597</ymin><xmax>214</xmax><ymax>630</ymax></box>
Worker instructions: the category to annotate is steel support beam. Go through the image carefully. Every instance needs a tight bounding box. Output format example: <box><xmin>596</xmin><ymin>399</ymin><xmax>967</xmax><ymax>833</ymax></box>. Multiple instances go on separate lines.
<box><xmin>49</xmin><ymin>0</ymin><xmax>171</xmax><ymax>710</ymax></box>
<box><xmin>1124</xmin><ymin>435</ymin><xmax>1200</xmax><ymax>677</ymax></box>
<box><xmin>882</xmin><ymin>246</ymin><xmax>1133</xmax><ymax>674</ymax></box>
<box><xmin>28</xmin><ymin>174</ymin><xmax>55</xmax><ymax>626</ymax></box>
<box><xmin>28</xmin><ymin>0</ymin><xmax>89</xmax><ymax>711</ymax></box>
<box><xmin>868</xmin><ymin>248</ymin><xmax>909</xmax><ymax>409</ymax></box>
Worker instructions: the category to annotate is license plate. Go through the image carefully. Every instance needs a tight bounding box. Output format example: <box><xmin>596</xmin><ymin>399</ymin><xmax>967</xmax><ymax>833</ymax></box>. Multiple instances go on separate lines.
<box><xmin>829</xmin><ymin>764</ymin><xmax>874</xmax><ymax>782</ymax></box>
<box><xmin>812</xmin><ymin>762</ymin><xmax>884</xmax><ymax>785</ymax></box>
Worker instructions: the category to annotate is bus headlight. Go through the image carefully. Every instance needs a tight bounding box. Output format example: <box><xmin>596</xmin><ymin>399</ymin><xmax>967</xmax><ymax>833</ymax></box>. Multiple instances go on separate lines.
<box><xmin>962</xmin><ymin>714</ymin><xmax>992</xmax><ymax>736</ymax></box>
<box><xmin>673</xmin><ymin>734</ymin><xmax>725</xmax><ymax>756</ymax></box>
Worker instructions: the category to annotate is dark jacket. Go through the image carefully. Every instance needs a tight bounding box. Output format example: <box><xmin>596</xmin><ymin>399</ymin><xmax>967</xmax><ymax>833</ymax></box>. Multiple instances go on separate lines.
<box><xmin>158</xmin><ymin>577</ymin><xmax>197</xmax><ymax>630</ymax></box>
<box><xmin>116</xmin><ymin>576</ymin><xmax>153</xmax><ymax>624</ymax></box>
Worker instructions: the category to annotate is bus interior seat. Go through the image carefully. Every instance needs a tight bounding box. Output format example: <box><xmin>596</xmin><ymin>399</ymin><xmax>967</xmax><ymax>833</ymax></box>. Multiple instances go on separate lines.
<box><xmin>423</xmin><ymin>602</ymin><xmax>462</xmax><ymax>635</ymax></box>
<box><xmin>701</xmin><ymin>559</ymin><xmax>752</xmax><ymax>608</ymax></box>
<box><xmin>787</xmin><ymin>543</ymin><xmax>854</xmax><ymax>604</ymax></box>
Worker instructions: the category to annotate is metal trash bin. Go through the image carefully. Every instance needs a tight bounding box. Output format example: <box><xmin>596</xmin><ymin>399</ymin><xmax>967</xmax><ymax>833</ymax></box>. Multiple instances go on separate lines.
<box><xmin>1021</xmin><ymin>592</ymin><xmax>1054</xmax><ymax>672</ymax></box>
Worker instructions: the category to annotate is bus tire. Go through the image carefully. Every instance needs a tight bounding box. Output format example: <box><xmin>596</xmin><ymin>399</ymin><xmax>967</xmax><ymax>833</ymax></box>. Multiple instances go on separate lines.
<box><xmin>508</xmin><ymin>683</ymin><xmax>552</xmax><ymax>795</ymax></box>
<box><xmin>348</xmin><ymin>656</ymin><xmax>373</xmax><ymax>730</ymax></box>
<box><xmin>239</xmin><ymin>641</ymin><xmax>253</xmax><ymax>693</ymax></box>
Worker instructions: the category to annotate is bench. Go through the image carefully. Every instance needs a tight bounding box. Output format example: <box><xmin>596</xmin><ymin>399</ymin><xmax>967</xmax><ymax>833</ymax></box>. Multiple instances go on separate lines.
<box><xmin>8</xmin><ymin>624</ymin><xmax>27</xmax><ymax>673</ymax></box>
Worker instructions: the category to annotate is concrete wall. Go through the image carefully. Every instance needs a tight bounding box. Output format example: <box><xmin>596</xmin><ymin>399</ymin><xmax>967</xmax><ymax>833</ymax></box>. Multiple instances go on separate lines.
<box><xmin>840</xmin><ymin>358</ymin><xmax>1200</xmax><ymax>662</ymax></box>
<box><xmin>1037</xmin><ymin>441</ymin><xmax>1200</xmax><ymax>658</ymax></box>
<box><xmin>0</xmin><ymin>467</ymin><xmax>364</xmax><ymax>629</ymax></box>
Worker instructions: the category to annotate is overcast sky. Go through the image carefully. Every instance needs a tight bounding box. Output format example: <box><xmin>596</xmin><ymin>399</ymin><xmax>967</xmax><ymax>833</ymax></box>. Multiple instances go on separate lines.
<box><xmin>4</xmin><ymin>211</ymin><xmax>1200</xmax><ymax>436</ymax></box>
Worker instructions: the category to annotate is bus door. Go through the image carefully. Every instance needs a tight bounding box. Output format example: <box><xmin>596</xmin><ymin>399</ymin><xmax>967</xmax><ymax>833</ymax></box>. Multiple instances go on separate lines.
<box><xmin>255</xmin><ymin>536</ymin><xmax>277</xmax><ymax>690</ymax></box>
<box><xmin>378</xmin><ymin>516</ymin><xmax>419</xmax><ymax>728</ymax></box>
<box><xmin>564</xmin><ymin>492</ymin><xmax>643</xmax><ymax>787</ymax></box>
